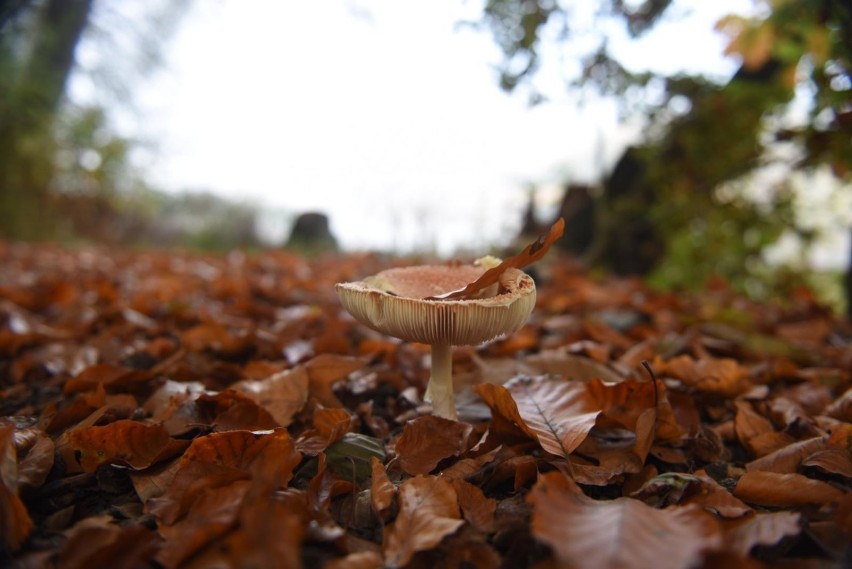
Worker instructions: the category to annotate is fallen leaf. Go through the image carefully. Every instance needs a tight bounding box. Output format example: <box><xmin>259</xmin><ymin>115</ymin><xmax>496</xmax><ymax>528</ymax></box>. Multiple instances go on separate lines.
<box><xmin>69</xmin><ymin>420</ymin><xmax>188</xmax><ymax>472</ymax></box>
<box><xmin>427</xmin><ymin>217</ymin><xmax>564</xmax><ymax>300</ymax></box>
<box><xmin>58</xmin><ymin>515</ymin><xmax>160</xmax><ymax>569</ymax></box>
<box><xmin>232</xmin><ymin>366</ymin><xmax>309</xmax><ymax>427</ymax></box>
<box><xmin>733</xmin><ymin>471</ymin><xmax>845</xmax><ymax>507</ymax></box>
<box><xmin>384</xmin><ymin>475</ymin><xmax>464</xmax><ymax>568</ymax></box>
<box><xmin>721</xmin><ymin>511</ymin><xmax>801</xmax><ymax>557</ymax></box>
<box><xmin>304</xmin><ymin>353</ymin><xmax>367</xmax><ymax>407</ymax></box>
<box><xmin>297</xmin><ymin>407</ymin><xmax>353</xmax><ymax>455</ymax></box>
<box><xmin>452</xmin><ymin>479</ymin><xmax>497</xmax><ymax>533</ymax></box>
<box><xmin>745</xmin><ymin>436</ymin><xmax>825</xmax><ymax>473</ymax></box>
<box><xmin>395</xmin><ymin>415</ymin><xmax>472</xmax><ymax>475</ymax></box>
<box><xmin>325</xmin><ymin>551</ymin><xmax>384</xmax><ymax>569</ymax></box>
<box><xmin>498</xmin><ymin>376</ymin><xmax>599</xmax><ymax>458</ymax></box>
<box><xmin>662</xmin><ymin>355</ymin><xmax>751</xmax><ymax>397</ymax></box>
<box><xmin>529</xmin><ymin>471</ymin><xmax>722</xmax><ymax>569</ymax></box>
<box><xmin>64</xmin><ymin>364</ymin><xmax>153</xmax><ymax>395</ymax></box>
<box><xmin>370</xmin><ymin>456</ymin><xmax>395</xmax><ymax>517</ymax></box>
<box><xmin>526</xmin><ymin>349</ymin><xmax>626</xmax><ymax>384</ymax></box>
<box><xmin>632</xmin><ymin>472</ymin><xmax>751</xmax><ymax>518</ymax></box>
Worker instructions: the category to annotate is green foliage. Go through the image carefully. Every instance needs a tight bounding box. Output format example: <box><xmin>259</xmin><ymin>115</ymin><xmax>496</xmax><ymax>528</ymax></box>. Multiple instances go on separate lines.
<box><xmin>479</xmin><ymin>0</ymin><xmax>851</xmax><ymax>310</ymax></box>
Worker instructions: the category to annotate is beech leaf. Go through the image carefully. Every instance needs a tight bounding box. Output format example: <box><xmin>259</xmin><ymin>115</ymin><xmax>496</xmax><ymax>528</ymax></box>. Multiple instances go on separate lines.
<box><xmin>530</xmin><ymin>471</ymin><xmax>722</xmax><ymax>569</ymax></box>
<box><xmin>427</xmin><ymin>217</ymin><xmax>564</xmax><ymax>300</ymax></box>
<box><xmin>69</xmin><ymin>419</ymin><xmax>188</xmax><ymax>472</ymax></box>
<box><xmin>232</xmin><ymin>366</ymin><xmax>309</xmax><ymax>427</ymax></box>
<box><xmin>477</xmin><ymin>376</ymin><xmax>599</xmax><ymax>458</ymax></box>
<box><xmin>395</xmin><ymin>415</ymin><xmax>472</xmax><ymax>475</ymax></box>
<box><xmin>384</xmin><ymin>475</ymin><xmax>464</xmax><ymax>568</ymax></box>
<box><xmin>722</xmin><ymin>511</ymin><xmax>802</xmax><ymax>557</ymax></box>
<box><xmin>733</xmin><ymin>471</ymin><xmax>846</xmax><ymax>507</ymax></box>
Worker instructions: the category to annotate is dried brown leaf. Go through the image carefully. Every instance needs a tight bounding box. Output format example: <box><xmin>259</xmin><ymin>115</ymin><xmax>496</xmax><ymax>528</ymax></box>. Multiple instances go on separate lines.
<box><xmin>232</xmin><ymin>366</ymin><xmax>309</xmax><ymax>427</ymax></box>
<box><xmin>663</xmin><ymin>355</ymin><xmax>751</xmax><ymax>397</ymax></box>
<box><xmin>395</xmin><ymin>415</ymin><xmax>472</xmax><ymax>475</ymax></box>
<box><xmin>69</xmin><ymin>420</ymin><xmax>188</xmax><ymax>472</ymax></box>
<box><xmin>530</xmin><ymin>472</ymin><xmax>721</xmax><ymax>569</ymax></box>
<box><xmin>64</xmin><ymin>364</ymin><xmax>153</xmax><ymax>395</ymax></box>
<box><xmin>428</xmin><ymin>217</ymin><xmax>564</xmax><ymax>300</ymax></box>
<box><xmin>746</xmin><ymin>436</ymin><xmax>825</xmax><ymax>473</ymax></box>
<box><xmin>58</xmin><ymin>515</ymin><xmax>160</xmax><ymax>569</ymax></box>
<box><xmin>734</xmin><ymin>471</ymin><xmax>845</xmax><ymax>507</ymax></box>
<box><xmin>452</xmin><ymin>479</ymin><xmax>497</xmax><ymax>533</ymax></box>
<box><xmin>370</xmin><ymin>456</ymin><xmax>395</xmax><ymax>516</ymax></box>
<box><xmin>503</xmin><ymin>376</ymin><xmax>599</xmax><ymax>458</ymax></box>
<box><xmin>297</xmin><ymin>407</ymin><xmax>353</xmax><ymax>455</ymax></box>
<box><xmin>304</xmin><ymin>353</ymin><xmax>367</xmax><ymax>407</ymax></box>
<box><xmin>384</xmin><ymin>475</ymin><xmax>464</xmax><ymax>568</ymax></box>
<box><xmin>721</xmin><ymin>511</ymin><xmax>801</xmax><ymax>557</ymax></box>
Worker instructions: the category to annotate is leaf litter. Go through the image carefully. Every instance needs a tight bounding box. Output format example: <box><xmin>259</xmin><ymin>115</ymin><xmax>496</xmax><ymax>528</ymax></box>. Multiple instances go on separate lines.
<box><xmin>0</xmin><ymin>240</ymin><xmax>850</xmax><ymax>568</ymax></box>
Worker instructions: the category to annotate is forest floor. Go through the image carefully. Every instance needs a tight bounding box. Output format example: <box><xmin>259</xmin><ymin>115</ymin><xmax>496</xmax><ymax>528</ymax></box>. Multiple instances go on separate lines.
<box><xmin>1</xmin><ymin>240</ymin><xmax>850</xmax><ymax>569</ymax></box>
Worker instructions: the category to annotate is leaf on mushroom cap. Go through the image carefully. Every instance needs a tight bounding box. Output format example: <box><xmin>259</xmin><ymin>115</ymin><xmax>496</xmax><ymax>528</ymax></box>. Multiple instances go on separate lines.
<box><xmin>426</xmin><ymin>217</ymin><xmax>565</xmax><ymax>300</ymax></box>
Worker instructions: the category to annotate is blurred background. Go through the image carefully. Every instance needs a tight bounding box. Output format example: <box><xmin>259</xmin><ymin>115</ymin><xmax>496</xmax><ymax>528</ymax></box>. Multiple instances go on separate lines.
<box><xmin>0</xmin><ymin>0</ymin><xmax>850</xmax><ymax>313</ymax></box>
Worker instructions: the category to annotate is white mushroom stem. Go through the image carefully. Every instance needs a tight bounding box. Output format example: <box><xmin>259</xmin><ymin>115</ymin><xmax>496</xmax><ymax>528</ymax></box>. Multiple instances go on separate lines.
<box><xmin>424</xmin><ymin>342</ymin><xmax>457</xmax><ymax>420</ymax></box>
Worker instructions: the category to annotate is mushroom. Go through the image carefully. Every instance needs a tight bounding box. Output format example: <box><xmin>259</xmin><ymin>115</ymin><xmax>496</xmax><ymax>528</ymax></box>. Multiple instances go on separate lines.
<box><xmin>335</xmin><ymin>262</ymin><xmax>536</xmax><ymax>420</ymax></box>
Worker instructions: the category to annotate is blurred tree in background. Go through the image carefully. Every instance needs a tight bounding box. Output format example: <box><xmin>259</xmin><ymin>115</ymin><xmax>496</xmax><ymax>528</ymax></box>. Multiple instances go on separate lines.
<box><xmin>481</xmin><ymin>0</ymin><xmax>851</xmax><ymax>312</ymax></box>
<box><xmin>0</xmin><ymin>0</ymin><xmax>259</xmax><ymax>249</ymax></box>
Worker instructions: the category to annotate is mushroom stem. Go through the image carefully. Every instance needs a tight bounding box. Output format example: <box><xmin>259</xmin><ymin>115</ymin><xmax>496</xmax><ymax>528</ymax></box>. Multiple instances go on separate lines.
<box><xmin>425</xmin><ymin>342</ymin><xmax>457</xmax><ymax>420</ymax></box>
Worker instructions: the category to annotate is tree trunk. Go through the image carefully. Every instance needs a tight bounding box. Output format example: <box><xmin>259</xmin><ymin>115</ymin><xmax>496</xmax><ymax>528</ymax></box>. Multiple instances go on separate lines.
<box><xmin>0</xmin><ymin>0</ymin><xmax>94</xmax><ymax>239</ymax></box>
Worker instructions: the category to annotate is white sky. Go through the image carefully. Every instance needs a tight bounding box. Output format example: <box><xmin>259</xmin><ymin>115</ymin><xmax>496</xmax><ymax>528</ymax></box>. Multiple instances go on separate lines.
<box><xmin>96</xmin><ymin>0</ymin><xmax>757</xmax><ymax>253</ymax></box>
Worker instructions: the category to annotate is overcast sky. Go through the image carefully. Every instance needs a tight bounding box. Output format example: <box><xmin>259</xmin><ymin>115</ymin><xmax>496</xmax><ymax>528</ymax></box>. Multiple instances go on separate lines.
<box><xmin>78</xmin><ymin>0</ymin><xmax>755</xmax><ymax>253</ymax></box>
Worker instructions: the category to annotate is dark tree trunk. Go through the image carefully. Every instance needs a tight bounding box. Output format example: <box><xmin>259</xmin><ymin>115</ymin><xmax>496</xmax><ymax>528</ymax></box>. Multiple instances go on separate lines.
<box><xmin>0</xmin><ymin>0</ymin><xmax>94</xmax><ymax>239</ymax></box>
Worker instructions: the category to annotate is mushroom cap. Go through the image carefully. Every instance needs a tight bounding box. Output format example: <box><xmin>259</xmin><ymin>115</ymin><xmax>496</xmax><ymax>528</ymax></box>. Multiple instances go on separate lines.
<box><xmin>335</xmin><ymin>265</ymin><xmax>536</xmax><ymax>346</ymax></box>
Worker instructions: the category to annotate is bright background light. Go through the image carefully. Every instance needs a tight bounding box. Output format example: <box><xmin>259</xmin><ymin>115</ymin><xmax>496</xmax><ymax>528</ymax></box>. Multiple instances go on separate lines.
<box><xmin>113</xmin><ymin>0</ymin><xmax>753</xmax><ymax>253</ymax></box>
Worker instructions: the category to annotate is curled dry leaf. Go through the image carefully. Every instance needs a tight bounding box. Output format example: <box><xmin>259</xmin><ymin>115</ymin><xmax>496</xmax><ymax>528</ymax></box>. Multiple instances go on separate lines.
<box><xmin>394</xmin><ymin>415</ymin><xmax>473</xmax><ymax>475</ymax></box>
<box><xmin>426</xmin><ymin>217</ymin><xmax>564</xmax><ymax>301</ymax></box>
<box><xmin>69</xmin><ymin>419</ymin><xmax>188</xmax><ymax>472</ymax></box>
<box><xmin>384</xmin><ymin>475</ymin><xmax>464</xmax><ymax>568</ymax></box>
<box><xmin>370</xmin><ymin>456</ymin><xmax>395</xmax><ymax>517</ymax></box>
<box><xmin>733</xmin><ymin>400</ymin><xmax>793</xmax><ymax>458</ymax></box>
<box><xmin>529</xmin><ymin>471</ymin><xmax>722</xmax><ymax>569</ymax></box>
<box><xmin>297</xmin><ymin>407</ymin><xmax>353</xmax><ymax>455</ymax></box>
<box><xmin>632</xmin><ymin>472</ymin><xmax>752</xmax><ymax>518</ymax></box>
